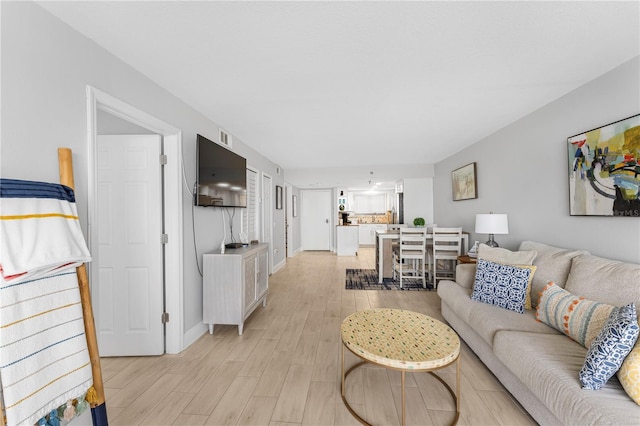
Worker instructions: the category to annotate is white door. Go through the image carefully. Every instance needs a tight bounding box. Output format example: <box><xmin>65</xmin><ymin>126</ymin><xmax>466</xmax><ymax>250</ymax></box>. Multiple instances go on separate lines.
<box><xmin>301</xmin><ymin>189</ymin><xmax>332</xmax><ymax>250</ymax></box>
<box><xmin>96</xmin><ymin>135</ymin><xmax>164</xmax><ymax>356</ymax></box>
<box><xmin>262</xmin><ymin>173</ymin><xmax>273</xmax><ymax>273</ymax></box>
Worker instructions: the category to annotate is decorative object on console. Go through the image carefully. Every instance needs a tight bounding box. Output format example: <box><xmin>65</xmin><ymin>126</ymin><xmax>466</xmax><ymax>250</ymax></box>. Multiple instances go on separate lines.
<box><xmin>275</xmin><ymin>185</ymin><xmax>283</xmax><ymax>209</ymax></box>
<box><xmin>467</xmin><ymin>240</ymin><xmax>479</xmax><ymax>257</ymax></box>
<box><xmin>579</xmin><ymin>303</ymin><xmax>639</xmax><ymax>390</ymax></box>
<box><xmin>452</xmin><ymin>162</ymin><xmax>477</xmax><ymax>201</ymax></box>
<box><xmin>475</xmin><ymin>212</ymin><xmax>509</xmax><ymax>247</ymax></box>
<box><xmin>568</xmin><ymin>114</ymin><xmax>640</xmax><ymax>217</ymax></box>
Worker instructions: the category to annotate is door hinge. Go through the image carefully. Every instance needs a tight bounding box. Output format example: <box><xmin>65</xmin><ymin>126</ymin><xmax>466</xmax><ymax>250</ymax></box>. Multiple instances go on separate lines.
<box><xmin>160</xmin><ymin>154</ymin><xmax>168</xmax><ymax>165</ymax></box>
<box><xmin>162</xmin><ymin>312</ymin><xmax>169</xmax><ymax>324</ymax></box>
<box><xmin>161</xmin><ymin>234</ymin><xmax>169</xmax><ymax>244</ymax></box>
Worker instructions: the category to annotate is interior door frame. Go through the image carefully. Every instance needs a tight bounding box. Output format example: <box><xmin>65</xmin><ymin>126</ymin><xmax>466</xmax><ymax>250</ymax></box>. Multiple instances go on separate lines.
<box><xmin>261</xmin><ymin>172</ymin><xmax>273</xmax><ymax>274</ymax></box>
<box><xmin>86</xmin><ymin>86</ymin><xmax>184</xmax><ymax>354</ymax></box>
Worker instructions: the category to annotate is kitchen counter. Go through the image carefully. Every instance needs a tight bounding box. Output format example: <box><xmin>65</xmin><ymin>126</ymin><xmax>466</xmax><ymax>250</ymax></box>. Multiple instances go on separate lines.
<box><xmin>336</xmin><ymin>225</ymin><xmax>359</xmax><ymax>256</ymax></box>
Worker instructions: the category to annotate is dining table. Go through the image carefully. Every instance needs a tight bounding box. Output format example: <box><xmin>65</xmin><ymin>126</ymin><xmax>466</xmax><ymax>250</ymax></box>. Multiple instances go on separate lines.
<box><xmin>375</xmin><ymin>229</ymin><xmax>469</xmax><ymax>283</ymax></box>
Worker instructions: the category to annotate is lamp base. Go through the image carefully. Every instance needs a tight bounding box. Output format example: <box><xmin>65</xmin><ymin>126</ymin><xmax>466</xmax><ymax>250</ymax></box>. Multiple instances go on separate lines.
<box><xmin>485</xmin><ymin>234</ymin><xmax>499</xmax><ymax>247</ymax></box>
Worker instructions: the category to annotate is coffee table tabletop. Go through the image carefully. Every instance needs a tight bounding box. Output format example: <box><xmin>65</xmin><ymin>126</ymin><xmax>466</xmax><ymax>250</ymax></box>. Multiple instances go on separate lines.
<box><xmin>341</xmin><ymin>308</ymin><xmax>461</xmax><ymax>425</ymax></box>
<box><xmin>341</xmin><ymin>308</ymin><xmax>460</xmax><ymax>370</ymax></box>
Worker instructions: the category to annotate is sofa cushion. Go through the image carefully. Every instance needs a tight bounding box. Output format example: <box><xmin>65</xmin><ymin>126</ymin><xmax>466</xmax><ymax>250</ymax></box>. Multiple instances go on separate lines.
<box><xmin>580</xmin><ymin>304</ymin><xmax>639</xmax><ymax>390</ymax></box>
<box><xmin>518</xmin><ymin>241</ymin><xmax>588</xmax><ymax>308</ymax></box>
<box><xmin>438</xmin><ymin>279</ymin><xmax>559</xmax><ymax>348</ymax></box>
<box><xmin>478</xmin><ymin>243</ymin><xmax>537</xmax><ymax>265</ymax></box>
<box><xmin>565</xmin><ymin>254</ymin><xmax>640</xmax><ymax>310</ymax></box>
<box><xmin>536</xmin><ymin>282</ymin><xmax>614</xmax><ymax>348</ymax></box>
<box><xmin>437</xmin><ymin>280</ymin><xmax>474</xmax><ymax>324</ymax></box>
<box><xmin>494</xmin><ymin>331</ymin><xmax>640</xmax><ymax>425</ymax></box>
<box><xmin>618</xmin><ymin>340</ymin><xmax>640</xmax><ymax>405</ymax></box>
<box><xmin>471</xmin><ymin>259</ymin><xmax>536</xmax><ymax>313</ymax></box>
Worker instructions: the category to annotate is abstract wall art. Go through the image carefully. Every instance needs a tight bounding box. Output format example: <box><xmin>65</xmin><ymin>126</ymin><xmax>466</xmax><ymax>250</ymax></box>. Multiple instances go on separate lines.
<box><xmin>568</xmin><ymin>114</ymin><xmax>640</xmax><ymax>216</ymax></box>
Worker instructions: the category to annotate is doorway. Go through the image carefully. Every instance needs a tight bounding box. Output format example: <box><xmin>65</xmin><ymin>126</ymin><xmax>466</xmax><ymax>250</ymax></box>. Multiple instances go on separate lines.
<box><xmin>96</xmin><ymin>134</ymin><xmax>164</xmax><ymax>356</ymax></box>
<box><xmin>300</xmin><ymin>189</ymin><xmax>332</xmax><ymax>251</ymax></box>
<box><xmin>87</xmin><ymin>86</ymin><xmax>184</xmax><ymax>354</ymax></box>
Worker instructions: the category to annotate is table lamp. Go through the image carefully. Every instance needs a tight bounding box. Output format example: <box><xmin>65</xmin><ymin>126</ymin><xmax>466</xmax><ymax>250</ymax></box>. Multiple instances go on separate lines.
<box><xmin>475</xmin><ymin>213</ymin><xmax>509</xmax><ymax>247</ymax></box>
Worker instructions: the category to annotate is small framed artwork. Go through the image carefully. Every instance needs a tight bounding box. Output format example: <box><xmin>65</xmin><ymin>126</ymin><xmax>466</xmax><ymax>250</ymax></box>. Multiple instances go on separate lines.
<box><xmin>568</xmin><ymin>114</ymin><xmax>640</xmax><ymax>216</ymax></box>
<box><xmin>275</xmin><ymin>185</ymin><xmax>283</xmax><ymax>210</ymax></box>
<box><xmin>292</xmin><ymin>195</ymin><xmax>297</xmax><ymax>217</ymax></box>
<box><xmin>452</xmin><ymin>162</ymin><xmax>477</xmax><ymax>201</ymax></box>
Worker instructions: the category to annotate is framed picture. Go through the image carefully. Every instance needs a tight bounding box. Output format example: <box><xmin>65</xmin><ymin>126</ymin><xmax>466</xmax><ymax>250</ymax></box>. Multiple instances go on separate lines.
<box><xmin>292</xmin><ymin>195</ymin><xmax>297</xmax><ymax>217</ymax></box>
<box><xmin>275</xmin><ymin>185</ymin><xmax>283</xmax><ymax>210</ymax></box>
<box><xmin>452</xmin><ymin>162</ymin><xmax>477</xmax><ymax>201</ymax></box>
<box><xmin>568</xmin><ymin>114</ymin><xmax>640</xmax><ymax>217</ymax></box>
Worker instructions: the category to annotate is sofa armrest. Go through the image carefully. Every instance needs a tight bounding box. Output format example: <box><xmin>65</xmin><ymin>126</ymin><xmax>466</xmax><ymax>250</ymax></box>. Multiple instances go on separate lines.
<box><xmin>456</xmin><ymin>263</ymin><xmax>477</xmax><ymax>289</ymax></box>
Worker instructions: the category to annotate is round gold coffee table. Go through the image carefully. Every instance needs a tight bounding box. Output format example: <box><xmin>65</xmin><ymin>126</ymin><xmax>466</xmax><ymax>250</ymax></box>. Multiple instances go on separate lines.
<box><xmin>340</xmin><ymin>308</ymin><xmax>461</xmax><ymax>426</ymax></box>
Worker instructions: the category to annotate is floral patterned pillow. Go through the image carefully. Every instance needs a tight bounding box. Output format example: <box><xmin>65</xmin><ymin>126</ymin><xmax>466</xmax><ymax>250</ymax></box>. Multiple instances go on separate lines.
<box><xmin>580</xmin><ymin>304</ymin><xmax>639</xmax><ymax>390</ymax></box>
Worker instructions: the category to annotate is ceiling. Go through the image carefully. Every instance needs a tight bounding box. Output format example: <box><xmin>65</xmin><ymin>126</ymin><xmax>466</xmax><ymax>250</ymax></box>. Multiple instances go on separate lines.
<box><xmin>37</xmin><ymin>1</ymin><xmax>639</xmax><ymax>189</ymax></box>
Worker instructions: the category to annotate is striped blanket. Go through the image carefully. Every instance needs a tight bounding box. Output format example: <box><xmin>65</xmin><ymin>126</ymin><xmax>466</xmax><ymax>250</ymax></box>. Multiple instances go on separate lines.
<box><xmin>0</xmin><ymin>179</ymin><xmax>93</xmax><ymax>425</ymax></box>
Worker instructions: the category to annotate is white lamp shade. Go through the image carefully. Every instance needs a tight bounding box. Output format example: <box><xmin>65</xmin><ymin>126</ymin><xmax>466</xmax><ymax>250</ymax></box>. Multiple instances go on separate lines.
<box><xmin>475</xmin><ymin>213</ymin><xmax>509</xmax><ymax>235</ymax></box>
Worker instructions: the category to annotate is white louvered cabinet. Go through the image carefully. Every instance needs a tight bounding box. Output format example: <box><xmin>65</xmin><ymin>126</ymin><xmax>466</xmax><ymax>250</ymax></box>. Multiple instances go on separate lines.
<box><xmin>203</xmin><ymin>243</ymin><xmax>269</xmax><ymax>335</ymax></box>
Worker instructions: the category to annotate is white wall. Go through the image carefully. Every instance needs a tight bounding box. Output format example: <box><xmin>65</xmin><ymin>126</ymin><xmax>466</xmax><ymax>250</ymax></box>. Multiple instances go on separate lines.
<box><xmin>1</xmin><ymin>2</ymin><xmax>287</xmax><ymax>350</ymax></box>
<box><xmin>434</xmin><ymin>56</ymin><xmax>640</xmax><ymax>264</ymax></box>
<box><xmin>403</xmin><ymin>178</ymin><xmax>434</xmax><ymax>226</ymax></box>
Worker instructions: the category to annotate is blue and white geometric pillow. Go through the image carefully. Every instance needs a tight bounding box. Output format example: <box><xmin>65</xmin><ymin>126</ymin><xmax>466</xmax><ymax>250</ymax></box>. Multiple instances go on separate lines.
<box><xmin>580</xmin><ymin>303</ymin><xmax>639</xmax><ymax>390</ymax></box>
<box><xmin>471</xmin><ymin>259</ymin><xmax>536</xmax><ymax>314</ymax></box>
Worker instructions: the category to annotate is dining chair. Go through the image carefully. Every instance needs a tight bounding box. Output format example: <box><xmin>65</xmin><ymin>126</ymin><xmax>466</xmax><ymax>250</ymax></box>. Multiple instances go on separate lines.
<box><xmin>424</xmin><ymin>224</ymin><xmax>437</xmax><ymax>284</ymax></box>
<box><xmin>431</xmin><ymin>227</ymin><xmax>463</xmax><ymax>289</ymax></box>
<box><xmin>393</xmin><ymin>227</ymin><xmax>427</xmax><ymax>288</ymax></box>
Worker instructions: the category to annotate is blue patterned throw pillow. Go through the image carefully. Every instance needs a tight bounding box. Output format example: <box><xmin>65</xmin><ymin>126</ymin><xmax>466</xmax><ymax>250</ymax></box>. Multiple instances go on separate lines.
<box><xmin>471</xmin><ymin>259</ymin><xmax>536</xmax><ymax>314</ymax></box>
<box><xmin>580</xmin><ymin>303</ymin><xmax>639</xmax><ymax>390</ymax></box>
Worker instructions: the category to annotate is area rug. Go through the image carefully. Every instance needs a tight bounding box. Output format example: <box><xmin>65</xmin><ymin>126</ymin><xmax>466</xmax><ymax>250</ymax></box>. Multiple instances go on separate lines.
<box><xmin>345</xmin><ymin>269</ymin><xmax>432</xmax><ymax>291</ymax></box>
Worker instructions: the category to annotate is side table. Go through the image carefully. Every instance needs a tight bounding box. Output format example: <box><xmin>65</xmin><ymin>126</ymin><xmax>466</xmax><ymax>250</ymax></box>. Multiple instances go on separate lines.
<box><xmin>457</xmin><ymin>254</ymin><xmax>477</xmax><ymax>264</ymax></box>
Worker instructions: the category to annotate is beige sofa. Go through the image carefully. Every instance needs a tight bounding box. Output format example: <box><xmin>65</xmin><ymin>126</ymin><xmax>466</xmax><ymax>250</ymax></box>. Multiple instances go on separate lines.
<box><xmin>437</xmin><ymin>241</ymin><xmax>640</xmax><ymax>425</ymax></box>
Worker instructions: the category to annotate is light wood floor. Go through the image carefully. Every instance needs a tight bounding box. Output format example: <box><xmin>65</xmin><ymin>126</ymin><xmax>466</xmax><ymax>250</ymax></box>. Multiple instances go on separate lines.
<box><xmin>100</xmin><ymin>248</ymin><xmax>537</xmax><ymax>426</ymax></box>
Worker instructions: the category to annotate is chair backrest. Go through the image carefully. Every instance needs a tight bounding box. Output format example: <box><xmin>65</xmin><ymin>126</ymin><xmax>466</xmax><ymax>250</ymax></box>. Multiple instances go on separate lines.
<box><xmin>432</xmin><ymin>227</ymin><xmax>463</xmax><ymax>258</ymax></box>
<box><xmin>399</xmin><ymin>227</ymin><xmax>427</xmax><ymax>259</ymax></box>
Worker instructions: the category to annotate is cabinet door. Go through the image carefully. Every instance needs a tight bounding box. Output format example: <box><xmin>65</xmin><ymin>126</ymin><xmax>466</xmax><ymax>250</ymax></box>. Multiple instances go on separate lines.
<box><xmin>243</xmin><ymin>255</ymin><xmax>256</xmax><ymax>311</ymax></box>
<box><xmin>358</xmin><ymin>225</ymin><xmax>369</xmax><ymax>245</ymax></box>
<box><xmin>256</xmin><ymin>249</ymin><xmax>268</xmax><ymax>297</ymax></box>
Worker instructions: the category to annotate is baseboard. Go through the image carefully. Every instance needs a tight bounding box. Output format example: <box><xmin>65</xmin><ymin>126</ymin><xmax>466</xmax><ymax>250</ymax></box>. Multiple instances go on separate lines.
<box><xmin>288</xmin><ymin>247</ymin><xmax>302</xmax><ymax>257</ymax></box>
<box><xmin>181</xmin><ymin>322</ymin><xmax>208</xmax><ymax>353</ymax></box>
<box><xmin>273</xmin><ymin>258</ymin><xmax>286</xmax><ymax>274</ymax></box>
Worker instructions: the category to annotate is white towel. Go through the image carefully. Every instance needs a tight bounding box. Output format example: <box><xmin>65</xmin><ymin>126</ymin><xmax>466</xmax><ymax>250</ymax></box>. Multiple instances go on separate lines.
<box><xmin>0</xmin><ymin>271</ymin><xmax>93</xmax><ymax>425</ymax></box>
<box><xmin>0</xmin><ymin>179</ymin><xmax>93</xmax><ymax>425</ymax></box>
<box><xmin>1</xmin><ymin>196</ymin><xmax>91</xmax><ymax>283</ymax></box>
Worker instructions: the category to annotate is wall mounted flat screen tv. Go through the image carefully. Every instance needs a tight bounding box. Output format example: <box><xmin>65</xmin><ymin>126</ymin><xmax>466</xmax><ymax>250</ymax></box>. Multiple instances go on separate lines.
<box><xmin>196</xmin><ymin>134</ymin><xmax>247</xmax><ymax>207</ymax></box>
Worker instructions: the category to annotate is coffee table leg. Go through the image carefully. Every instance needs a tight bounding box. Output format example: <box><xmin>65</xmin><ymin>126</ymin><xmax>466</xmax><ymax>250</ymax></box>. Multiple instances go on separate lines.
<box><xmin>456</xmin><ymin>357</ymin><xmax>461</xmax><ymax>415</ymax></box>
<box><xmin>401</xmin><ymin>370</ymin><xmax>406</xmax><ymax>426</ymax></box>
<box><xmin>341</xmin><ymin>344</ymin><xmax>345</xmax><ymax>397</ymax></box>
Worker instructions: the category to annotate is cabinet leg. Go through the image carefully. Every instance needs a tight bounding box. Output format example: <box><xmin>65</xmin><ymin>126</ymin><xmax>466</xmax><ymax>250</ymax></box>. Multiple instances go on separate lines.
<box><xmin>262</xmin><ymin>296</ymin><xmax>267</xmax><ymax>308</ymax></box>
<box><xmin>209</xmin><ymin>324</ymin><xmax>214</xmax><ymax>335</ymax></box>
<box><xmin>238</xmin><ymin>323</ymin><xmax>244</xmax><ymax>336</ymax></box>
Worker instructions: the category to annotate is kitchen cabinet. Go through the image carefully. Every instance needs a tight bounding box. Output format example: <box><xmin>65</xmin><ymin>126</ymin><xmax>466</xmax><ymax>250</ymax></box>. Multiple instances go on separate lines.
<box><xmin>353</xmin><ymin>193</ymin><xmax>386</xmax><ymax>213</ymax></box>
<box><xmin>203</xmin><ymin>243</ymin><xmax>268</xmax><ymax>335</ymax></box>
<box><xmin>336</xmin><ymin>225</ymin><xmax>359</xmax><ymax>256</ymax></box>
<box><xmin>358</xmin><ymin>224</ymin><xmax>388</xmax><ymax>246</ymax></box>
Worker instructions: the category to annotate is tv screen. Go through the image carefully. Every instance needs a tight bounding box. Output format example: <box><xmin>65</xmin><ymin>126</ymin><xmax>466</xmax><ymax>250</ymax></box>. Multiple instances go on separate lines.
<box><xmin>196</xmin><ymin>134</ymin><xmax>247</xmax><ymax>207</ymax></box>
